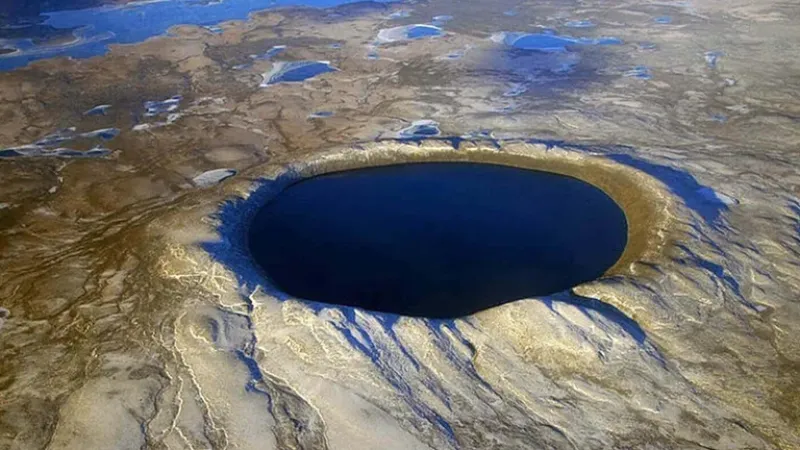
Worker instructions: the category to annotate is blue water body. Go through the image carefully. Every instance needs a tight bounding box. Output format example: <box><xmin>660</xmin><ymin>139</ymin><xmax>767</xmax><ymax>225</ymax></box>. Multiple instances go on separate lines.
<box><xmin>497</xmin><ymin>32</ymin><xmax>621</xmax><ymax>53</ymax></box>
<box><xmin>407</xmin><ymin>24</ymin><xmax>441</xmax><ymax>39</ymax></box>
<box><xmin>84</xmin><ymin>104</ymin><xmax>111</xmax><ymax>116</ymax></box>
<box><xmin>506</xmin><ymin>33</ymin><xmax>578</xmax><ymax>52</ymax></box>
<box><xmin>144</xmin><ymin>95</ymin><xmax>181</xmax><ymax>116</ymax></box>
<box><xmin>654</xmin><ymin>16</ymin><xmax>672</xmax><ymax>24</ymax></box>
<box><xmin>483</xmin><ymin>30</ymin><xmax>622</xmax><ymax>96</ymax></box>
<box><xmin>82</xmin><ymin>127</ymin><xmax>120</xmax><ymax>139</ymax></box>
<box><xmin>377</xmin><ymin>24</ymin><xmax>442</xmax><ymax>42</ymax></box>
<box><xmin>35</xmin><ymin>128</ymin><xmax>77</xmax><ymax>146</ymax></box>
<box><xmin>0</xmin><ymin>0</ymin><xmax>395</xmax><ymax>71</ymax></box>
<box><xmin>34</xmin><ymin>126</ymin><xmax>119</xmax><ymax>144</ymax></box>
<box><xmin>0</xmin><ymin>146</ymin><xmax>111</xmax><ymax>158</ymax></box>
<box><xmin>398</xmin><ymin>120</ymin><xmax>440</xmax><ymax>138</ymax></box>
<box><xmin>260</xmin><ymin>60</ymin><xmax>336</xmax><ymax>85</ymax></box>
<box><xmin>202</xmin><ymin>141</ymin><xmax>730</xmax><ymax>328</ymax></box>
<box><xmin>308</xmin><ymin>111</ymin><xmax>334</xmax><ymax>118</ymax></box>
<box><xmin>247</xmin><ymin>163</ymin><xmax>628</xmax><ymax>318</ymax></box>
<box><xmin>0</xmin><ymin>123</ymin><xmax>119</xmax><ymax>158</ymax></box>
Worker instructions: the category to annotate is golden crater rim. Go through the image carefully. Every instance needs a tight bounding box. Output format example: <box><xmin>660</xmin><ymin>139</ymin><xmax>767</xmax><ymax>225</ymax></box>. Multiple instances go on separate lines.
<box><xmin>234</xmin><ymin>140</ymin><xmax>676</xmax><ymax>293</ymax></box>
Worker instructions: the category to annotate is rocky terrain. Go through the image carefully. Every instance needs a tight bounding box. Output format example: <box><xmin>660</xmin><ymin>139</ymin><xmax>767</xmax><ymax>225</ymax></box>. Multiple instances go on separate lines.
<box><xmin>0</xmin><ymin>0</ymin><xmax>799</xmax><ymax>448</ymax></box>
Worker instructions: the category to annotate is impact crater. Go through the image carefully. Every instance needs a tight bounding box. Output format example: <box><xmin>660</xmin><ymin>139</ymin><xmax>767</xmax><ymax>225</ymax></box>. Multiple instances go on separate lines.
<box><xmin>244</xmin><ymin>142</ymin><xmax>673</xmax><ymax>318</ymax></box>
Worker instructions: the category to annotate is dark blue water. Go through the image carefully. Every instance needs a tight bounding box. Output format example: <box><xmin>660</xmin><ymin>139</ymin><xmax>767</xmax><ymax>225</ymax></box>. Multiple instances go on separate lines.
<box><xmin>398</xmin><ymin>120</ymin><xmax>441</xmax><ymax>138</ymax></box>
<box><xmin>0</xmin><ymin>0</ymin><xmax>393</xmax><ymax>70</ymax></box>
<box><xmin>262</xmin><ymin>61</ymin><xmax>336</xmax><ymax>85</ymax></box>
<box><xmin>406</xmin><ymin>24</ymin><xmax>442</xmax><ymax>39</ymax></box>
<box><xmin>498</xmin><ymin>32</ymin><xmax>621</xmax><ymax>53</ymax></box>
<box><xmin>248</xmin><ymin>163</ymin><xmax>628</xmax><ymax>318</ymax></box>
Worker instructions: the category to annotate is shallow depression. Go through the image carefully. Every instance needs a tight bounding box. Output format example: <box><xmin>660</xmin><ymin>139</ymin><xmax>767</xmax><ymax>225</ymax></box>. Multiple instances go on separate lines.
<box><xmin>248</xmin><ymin>162</ymin><xmax>628</xmax><ymax>318</ymax></box>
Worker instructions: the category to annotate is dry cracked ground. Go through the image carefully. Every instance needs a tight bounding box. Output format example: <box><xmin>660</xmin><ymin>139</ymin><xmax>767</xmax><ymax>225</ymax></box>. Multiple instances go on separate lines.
<box><xmin>1</xmin><ymin>0</ymin><xmax>800</xmax><ymax>448</ymax></box>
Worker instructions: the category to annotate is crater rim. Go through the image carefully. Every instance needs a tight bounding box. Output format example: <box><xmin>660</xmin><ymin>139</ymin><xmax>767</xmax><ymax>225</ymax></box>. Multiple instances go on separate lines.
<box><xmin>241</xmin><ymin>140</ymin><xmax>674</xmax><ymax>283</ymax></box>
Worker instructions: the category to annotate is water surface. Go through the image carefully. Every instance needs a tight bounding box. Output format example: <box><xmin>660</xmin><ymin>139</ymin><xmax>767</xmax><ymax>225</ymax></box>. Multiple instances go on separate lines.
<box><xmin>248</xmin><ymin>163</ymin><xmax>628</xmax><ymax>318</ymax></box>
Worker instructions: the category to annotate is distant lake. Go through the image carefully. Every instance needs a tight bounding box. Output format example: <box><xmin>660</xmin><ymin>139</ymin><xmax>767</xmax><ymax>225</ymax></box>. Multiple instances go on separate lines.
<box><xmin>0</xmin><ymin>0</ymin><xmax>391</xmax><ymax>70</ymax></box>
